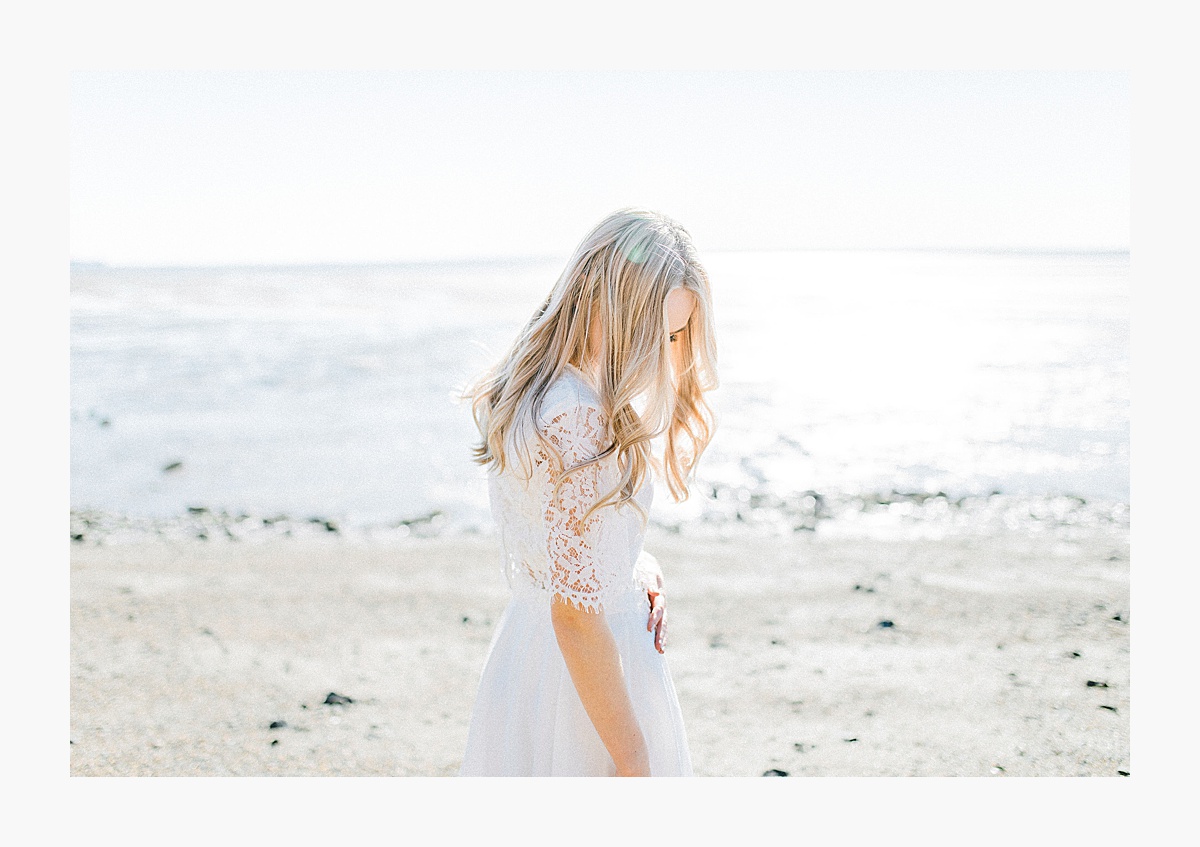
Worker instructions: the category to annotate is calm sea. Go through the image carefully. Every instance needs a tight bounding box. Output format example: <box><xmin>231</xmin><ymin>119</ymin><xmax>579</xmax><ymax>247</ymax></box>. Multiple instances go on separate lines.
<box><xmin>70</xmin><ymin>250</ymin><xmax>1129</xmax><ymax>540</ymax></box>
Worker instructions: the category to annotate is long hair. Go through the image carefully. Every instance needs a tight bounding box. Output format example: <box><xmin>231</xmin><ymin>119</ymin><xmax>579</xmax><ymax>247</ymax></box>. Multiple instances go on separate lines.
<box><xmin>465</xmin><ymin>208</ymin><xmax>718</xmax><ymax>524</ymax></box>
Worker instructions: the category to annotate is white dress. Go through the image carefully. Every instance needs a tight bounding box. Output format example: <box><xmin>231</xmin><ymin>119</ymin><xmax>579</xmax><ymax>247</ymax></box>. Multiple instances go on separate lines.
<box><xmin>460</xmin><ymin>365</ymin><xmax>693</xmax><ymax>776</ymax></box>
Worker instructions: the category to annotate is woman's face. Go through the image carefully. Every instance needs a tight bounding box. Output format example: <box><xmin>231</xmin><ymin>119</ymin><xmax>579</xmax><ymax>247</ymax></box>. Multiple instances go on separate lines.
<box><xmin>665</xmin><ymin>287</ymin><xmax>698</xmax><ymax>374</ymax></box>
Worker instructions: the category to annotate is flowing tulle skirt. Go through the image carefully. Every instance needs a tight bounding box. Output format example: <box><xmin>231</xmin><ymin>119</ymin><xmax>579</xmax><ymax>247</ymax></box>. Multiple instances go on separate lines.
<box><xmin>459</xmin><ymin>584</ymin><xmax>693</xmax><ymax>776</ymax></box>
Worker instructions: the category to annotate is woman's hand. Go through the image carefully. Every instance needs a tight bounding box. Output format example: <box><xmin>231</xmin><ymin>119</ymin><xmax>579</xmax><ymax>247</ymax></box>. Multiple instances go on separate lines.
<box><xmin>647</xmin><ymin>571</ymin><xmax>666</xmax><ymax>654</ymax></box>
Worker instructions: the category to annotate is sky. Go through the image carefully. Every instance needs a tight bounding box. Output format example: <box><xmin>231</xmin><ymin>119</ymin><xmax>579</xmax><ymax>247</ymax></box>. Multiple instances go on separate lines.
<box><xmin>70</xmin><ymin>70</ymin><xmax>1129</xmax><ymax>265</ymax></box>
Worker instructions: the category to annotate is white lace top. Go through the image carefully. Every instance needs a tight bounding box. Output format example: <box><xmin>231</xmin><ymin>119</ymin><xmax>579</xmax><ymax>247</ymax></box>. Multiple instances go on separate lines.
<box><xmin>488</xmin><ymin>364</ymin><xmax>662</xmax><ymax>613</ymax></box>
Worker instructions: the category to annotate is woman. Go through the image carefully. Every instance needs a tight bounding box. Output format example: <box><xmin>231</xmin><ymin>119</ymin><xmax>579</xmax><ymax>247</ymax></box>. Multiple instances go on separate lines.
<box><xmin>459</xmin><ymin>208</ymin><xmax>718</xmax><ymax>777</ymax></box>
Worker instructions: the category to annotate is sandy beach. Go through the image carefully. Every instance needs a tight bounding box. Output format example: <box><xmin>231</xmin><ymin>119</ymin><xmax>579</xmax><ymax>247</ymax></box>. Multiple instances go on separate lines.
<box><xmin>69</xmin><ymin>523</ymin><xmax>1129</xmax><ymax>777</ymax></box>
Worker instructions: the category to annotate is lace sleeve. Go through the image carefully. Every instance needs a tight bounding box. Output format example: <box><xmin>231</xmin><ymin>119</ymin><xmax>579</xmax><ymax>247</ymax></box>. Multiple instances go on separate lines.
<box><xmin>634</xmin><ymin>550</ymin><xmax>663</xmax><ymax>593</ymax></box>
<box><xmin>538</xmin><ymin>400</ymin><xmax>622</xmax><ymax>613</ymax></box>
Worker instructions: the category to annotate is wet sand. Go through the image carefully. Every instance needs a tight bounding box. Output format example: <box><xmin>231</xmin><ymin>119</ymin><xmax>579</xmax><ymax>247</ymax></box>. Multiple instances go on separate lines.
<box><xmin>69</xmin><ymin>527</ymin><xmax>1129</xmax><ymax>777</ymax></box>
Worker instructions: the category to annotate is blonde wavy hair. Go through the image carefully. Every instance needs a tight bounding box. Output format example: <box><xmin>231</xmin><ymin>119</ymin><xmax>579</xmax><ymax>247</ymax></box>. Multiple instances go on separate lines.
<box><xmin>466</xmin><ymin>208</ymin><xmax>718</xmax><ymax>524</ymax></box>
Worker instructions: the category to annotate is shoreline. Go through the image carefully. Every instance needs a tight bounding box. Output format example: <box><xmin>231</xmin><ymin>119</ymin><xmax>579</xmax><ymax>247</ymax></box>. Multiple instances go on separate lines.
<box><xmin>70</xmin><ymin>524</ymin><xmax>1129</xmax><ymax>777</ymax></box>
<box><xmin>69</xmin><ymin>489</ymin><xmax>1130</xmax><ymax>547</ymax></box>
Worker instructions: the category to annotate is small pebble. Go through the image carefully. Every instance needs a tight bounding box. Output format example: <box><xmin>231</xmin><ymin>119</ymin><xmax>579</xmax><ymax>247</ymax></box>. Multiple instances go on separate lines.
<box><xmin>324</xmin><ymin>692</ymin><xmax>353</xmax><ymax>706</ymax></box>
<box><xmin>877</xmin><ymin>620</ymin><xmax>894</xmax><ymax>629</ymax></box>
<box><xmin>762</xmin><ymin>768</ymin><xmax>788</xmax><ymax>777</ymax></box>
<box><xmin>1086</xmin><ymin>680</ymin><xmax>1109</xmax><ymax>688</ymax></box>
<box><xmin>269</xmin><ymin>720</ymin><xmax>287</xmax><ymax>729</ymax></box>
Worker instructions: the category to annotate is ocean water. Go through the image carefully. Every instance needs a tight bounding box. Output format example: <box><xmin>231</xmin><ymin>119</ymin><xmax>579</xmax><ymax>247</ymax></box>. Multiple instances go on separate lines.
<box><xmin>70</xmin><ymin>250</ymin><xmax>1129</xmax><ymax>540</ymax></box>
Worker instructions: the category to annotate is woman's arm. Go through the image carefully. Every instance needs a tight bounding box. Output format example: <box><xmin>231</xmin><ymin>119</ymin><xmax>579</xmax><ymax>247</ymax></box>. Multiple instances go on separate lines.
<box><xmin>550</xmin><ymin>599</ymin><xmax>650</xmax><ymax>777</ymax></box>
<box><xmin>538</xmin><ymin>396</ymin><xmax>649</xmax><ymax>774</ymax></box>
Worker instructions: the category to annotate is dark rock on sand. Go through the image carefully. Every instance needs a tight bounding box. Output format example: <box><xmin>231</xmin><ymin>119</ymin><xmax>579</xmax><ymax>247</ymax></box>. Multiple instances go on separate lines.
<box><xmin>162</xmin><ymin>461</ymin><xmax>183</xmax><ymax>473</ymax></box>
<box><xmin>1086</xmin><ymin>680</ymin><xmax>1109</xmax><ymax>688</ymax></box>
<box><xmin>394</xmin><ymin>510</ymin><xmax>445</xmax><ymax>530</ymax></box>
<box><xmin>877</xmin><ymin>620</ymin><xmax>894</xmax><ymax>628</ymax></box>
<box><xmin>762</xmin><ymin>768</ymin><xmax>788</xmax><ymax>776</ymax></box>
<box><xmin>269</xmin><ymin>720</ymin><xmax>287</xmax><ymax>729</ymax></box>
<box><xmin>324</xmin><ymin>692</ymin><xmax>353</xmax><ymax>706</ymax></box>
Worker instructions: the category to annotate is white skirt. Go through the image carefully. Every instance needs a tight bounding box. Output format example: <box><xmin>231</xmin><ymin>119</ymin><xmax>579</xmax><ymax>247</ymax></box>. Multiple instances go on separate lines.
<box><xmin>460</xmin><ymin>584</ymin><xmax>693</xmax><ymax>776</ymax></box>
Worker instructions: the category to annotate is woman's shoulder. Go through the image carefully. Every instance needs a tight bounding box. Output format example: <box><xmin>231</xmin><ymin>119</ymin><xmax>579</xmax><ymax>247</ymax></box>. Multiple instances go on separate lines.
<box><xmin>536</xmin><ymin>368</ymin><xmax>610</xmax><ymax>456</ymax></box>
<box><xmin>538</xmin><ymin>365</ymin><xmax>604</xmax><ymax>425</ymax></box>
